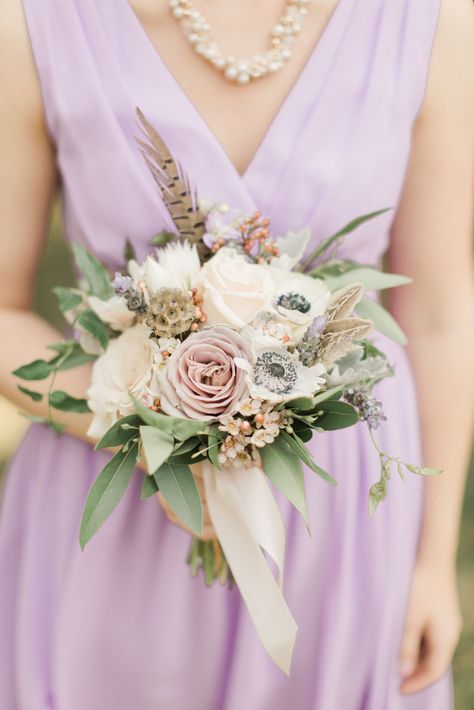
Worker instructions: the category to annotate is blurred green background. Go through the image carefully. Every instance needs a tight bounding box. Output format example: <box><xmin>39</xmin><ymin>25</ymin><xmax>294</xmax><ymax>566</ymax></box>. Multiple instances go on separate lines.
<box><xmin>0</xmin><ymin>206</ymin><xmax>472</xmax><ymax>706</ymax></box>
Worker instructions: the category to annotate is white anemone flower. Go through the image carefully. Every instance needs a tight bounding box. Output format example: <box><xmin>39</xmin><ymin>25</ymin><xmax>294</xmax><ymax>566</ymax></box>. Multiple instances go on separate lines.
<box><xmin>235</xmin><ymin>346</ymin><xmax>326</xmax><ymax>404</ymax></box>
<box><xmin>270</xmin><ymin>272</ymin><xmax>331</xmax><ymax>327</ymax></box>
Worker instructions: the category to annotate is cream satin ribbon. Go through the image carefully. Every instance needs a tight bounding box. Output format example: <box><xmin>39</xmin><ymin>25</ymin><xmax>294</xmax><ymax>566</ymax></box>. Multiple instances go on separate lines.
<box><xmin>201</xmin><ymin>460</ymin><xmax>298</xmax><ymax>675</ymax></box>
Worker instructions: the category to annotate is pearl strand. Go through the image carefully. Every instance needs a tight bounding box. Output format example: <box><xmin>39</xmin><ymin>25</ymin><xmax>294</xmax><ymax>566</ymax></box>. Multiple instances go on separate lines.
<box><xmin>168</xmin><ymin>0</ymin><xmax>313</xmax><ymax>84</ymax></box>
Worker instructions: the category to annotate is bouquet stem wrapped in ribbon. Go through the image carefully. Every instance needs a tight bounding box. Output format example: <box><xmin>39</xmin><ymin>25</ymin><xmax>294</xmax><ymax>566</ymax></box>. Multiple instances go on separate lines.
<box><xmin>13</xmin><ymin>108</ymin><xmax>441</xmax><ymax>674</ymax></box>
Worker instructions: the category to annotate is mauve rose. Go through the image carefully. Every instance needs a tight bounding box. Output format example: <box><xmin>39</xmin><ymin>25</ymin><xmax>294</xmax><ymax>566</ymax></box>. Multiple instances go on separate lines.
<box><xmin>158</xmin><ymin>326</ymin><xmax>251</xmax><ymax>420</ymax></box>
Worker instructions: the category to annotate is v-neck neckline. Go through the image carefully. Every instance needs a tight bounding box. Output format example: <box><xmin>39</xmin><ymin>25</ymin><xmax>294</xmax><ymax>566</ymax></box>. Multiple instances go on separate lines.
<box><xmin>120</xmin><ymin>0</ymin><xmax>348</xmax><ymax>182</ymax></box>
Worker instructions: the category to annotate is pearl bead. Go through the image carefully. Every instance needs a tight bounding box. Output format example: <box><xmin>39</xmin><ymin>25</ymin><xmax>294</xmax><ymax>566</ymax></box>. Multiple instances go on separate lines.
<box><xmin>237</xmin><ymin>72</ymin><xmax>250</xmax><ymax>84</ymax></box>
<box><xmin>169</xmin><ymin>0</ymin><xmax>313</xmax><ymax>83</ymax></box>
<box><xmin>224</xmin><ymin>66</ymin><xmax>238</xmax><ymax>80</ymax></box>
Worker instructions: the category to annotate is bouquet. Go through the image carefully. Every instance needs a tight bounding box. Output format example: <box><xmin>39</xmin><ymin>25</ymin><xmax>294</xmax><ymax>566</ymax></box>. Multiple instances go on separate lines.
<box><xmin>13</xmin><ymin>108</ymin><xmax>440</xmax><ymax>673</ymax></box>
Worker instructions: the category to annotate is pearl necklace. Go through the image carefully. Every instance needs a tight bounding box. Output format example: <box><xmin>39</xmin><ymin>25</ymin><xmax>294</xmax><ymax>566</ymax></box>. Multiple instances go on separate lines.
<box><xmin>169</xmin><ymin>0</ymin><xmax>313</xmax><ymax>84</ymax></box>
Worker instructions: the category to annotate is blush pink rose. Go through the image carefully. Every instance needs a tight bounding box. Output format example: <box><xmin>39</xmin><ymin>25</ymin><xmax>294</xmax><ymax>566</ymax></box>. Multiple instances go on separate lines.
<box><xmin>158</xmin><ymin>326</ymin><xmax>251</xmax><ymax>420</ymax></box>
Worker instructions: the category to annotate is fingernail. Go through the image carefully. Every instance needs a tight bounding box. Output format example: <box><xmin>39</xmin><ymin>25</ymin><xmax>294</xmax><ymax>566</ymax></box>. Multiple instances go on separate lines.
<box><xmin>399</xmin><ymin>661</ymin><xmax>414</xmax><ymax>677</ymax></box>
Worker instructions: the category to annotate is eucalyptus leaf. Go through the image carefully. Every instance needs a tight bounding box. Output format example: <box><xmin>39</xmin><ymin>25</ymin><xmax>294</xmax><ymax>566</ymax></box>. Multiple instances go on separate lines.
<box><xmin>77</xmin><ymin>309</ymin><xmax>109</xmax><ymax>350</ymax></box>
<box><xmin>281</xmin><ymin>431</ymin><xmax>336</xmax><ymax>485</ymax></box>
<box><xmin>49</xmin><ymin>390</ymin><xmax>91</xmax><ymax>413</ymax></box>
<box><xmin>140</xmin><ymin>425</ymin><xmax>174</xmax><ymax>474</ymax></box>
<box><xmin>141</xmin><ymin>473</ymin><xmax>159</xmax><ymax>499</ymax></box>
<box><xmin>71</xmin><ymin>242</ymin><xmax>113</xmax><ymax>299</ymax></box>
<box><xmin>260</xmin><ymin>437</ymin><xmax>309</xmax><ymax>527</ymax></box>
<box><xmin>356</xmin><ymin>297</ymin><xmax>407</xmax><ymax>345</ymax></box>
<box><xmin>17</xmin><ymin>385</ymin><xmax>43</xmax><ymax>402</ymax></box>
<box><xmin>154</xmin><ymin>461</ymin><xmax>203</xmax><ymax>535</ymax></box>
<box><xmin>79</xmin><ymin>441</ymin><xmax>139</xmax><ymax>548</ymax></box>
<box><xmin>13</xmin><ymin>359</ymin><xmax>51</xmax><ymax>381</ymax></box>
<box><xmin>323</xmin><ymin>267</ymin><xmax>411</xmax><ymax>293</ymax></box>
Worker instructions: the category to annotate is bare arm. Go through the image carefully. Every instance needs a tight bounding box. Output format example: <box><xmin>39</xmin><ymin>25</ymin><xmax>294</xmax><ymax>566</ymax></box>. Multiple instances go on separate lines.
<box><xmin>0</xmin><ymin>0</ymin><xmax>99</xmax><ymax>440</ymax></box>
<box><xmin>0</xmin><ymin>0</ymin><xmax>216</xmax><ymax>538</ymax></box>
<box><xmin>387</xmin><ymin>0</ymin><xmax>474</xmax><ymax>693</ymax></box>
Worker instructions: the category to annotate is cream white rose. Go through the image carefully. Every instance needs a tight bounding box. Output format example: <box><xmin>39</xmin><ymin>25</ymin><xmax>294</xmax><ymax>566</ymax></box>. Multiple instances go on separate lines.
<box><xmin>195</xmin><ymin>248</ymin><xmax>274</xmax><ymax>328</ymax></box>
<box><xmin>87</xmin><ymin>323</ymin><xmax>160</xmax><ymax>439</ymax></box>
<box><xmin>88</xmin><ymin>295</ymin><xmax>135</xmax><ymax>331</ymax></box>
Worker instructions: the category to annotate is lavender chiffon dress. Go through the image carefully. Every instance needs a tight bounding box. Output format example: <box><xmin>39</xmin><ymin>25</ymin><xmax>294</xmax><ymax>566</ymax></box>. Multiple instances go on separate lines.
<box><xmin>0</xmin><ymin>0</ymin><xmax>453</xmax><ymax>708</ymax></box>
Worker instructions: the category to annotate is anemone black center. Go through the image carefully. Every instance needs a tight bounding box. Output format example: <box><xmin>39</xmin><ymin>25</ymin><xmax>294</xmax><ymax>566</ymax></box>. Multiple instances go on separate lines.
<box><xmin>277</xmin><ymin>292</ymin><xmax>311</xmax><ymax>314</ymax></box>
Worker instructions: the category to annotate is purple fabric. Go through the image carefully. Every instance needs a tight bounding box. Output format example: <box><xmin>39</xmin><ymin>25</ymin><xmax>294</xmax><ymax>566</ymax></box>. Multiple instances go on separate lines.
<box><xmin>0</xmin><ymin>0</ymin><xmax>452</xmax><ymax>707</ymax></box>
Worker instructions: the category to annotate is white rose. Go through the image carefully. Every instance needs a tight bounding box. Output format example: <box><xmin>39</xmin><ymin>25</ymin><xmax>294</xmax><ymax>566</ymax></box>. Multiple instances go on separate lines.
<box><xmin>87</xmin><ymin>323</ymin><xmax>160</xmax><ymax>439</ymax></box>
<box><xmin>88</xmin><ymin>295</ymin><xmax>135</xmax><ymax>331</ymax></box>
<box><xmin>195</xmin><ymin>248</ymin><xmax>274</xmax><ymax>328</ymax></box>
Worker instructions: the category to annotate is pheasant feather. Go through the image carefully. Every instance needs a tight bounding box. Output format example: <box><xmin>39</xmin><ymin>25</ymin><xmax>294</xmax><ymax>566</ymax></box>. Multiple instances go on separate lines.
<box><xmin>134</xmin><ymin>107</ymin><xmax>207</xmax><ymax>243</ymax></box>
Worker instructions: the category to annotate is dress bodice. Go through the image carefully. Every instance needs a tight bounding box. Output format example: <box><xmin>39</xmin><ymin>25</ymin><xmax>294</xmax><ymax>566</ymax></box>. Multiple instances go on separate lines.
<box><xmin>22</xmin><ymin>0</ymin><xmax>441</xmax><ymax>268</ymax></box>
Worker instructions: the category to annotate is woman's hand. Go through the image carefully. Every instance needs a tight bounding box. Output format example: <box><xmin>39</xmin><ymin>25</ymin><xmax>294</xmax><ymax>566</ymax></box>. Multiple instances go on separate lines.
<box><xmin>156</xmin><ymin>462</ymin><xmax>217</xmax><ymax>541</ymax></box>
<box><xmin>399</xmin><ymin>560</ymin><xmax>463</xmax><ymax>694</ymax></box>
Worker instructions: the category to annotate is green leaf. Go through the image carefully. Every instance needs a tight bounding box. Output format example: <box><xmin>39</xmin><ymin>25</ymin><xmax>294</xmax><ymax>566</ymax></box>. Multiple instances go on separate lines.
<box><xmin>77</xmin><ymin>309</ymin><xmax>109</xmax><ymax>349</ymax></box>
<box><xmin>49</xmin><ymin>390</ymin><xmax>91</xmax><ymax>413</ymax></box>
<box><xmin>47</xmin><ymin>341</ymin><xmax>97</xmax><ymax>370</ymax></box>
<box><xmin>280</xmin><ymin>431</ymin><xmax>336</xmax><ymax>485</ymax></box>
<box><xmin>154</xmin><ymin>462</ymin><xmax>203</xmax><ymax>535</ymax></box>
<box><xmin>419</xmin><ymin>467</ymin><xmax>443</xmax><ymax>476</ymax></box>
<box><xmin>13</xmin><ymin>359</ymin><xmax>52</xmax><ymax>381</ymax></box>
<box><xmin>132</xmin><ymin>397</ymin><xmax>206</xmax><ymax>440</ymax></box>
<box><xmin>21</xmin><ymin>413</ymin><xmax>65</xmax><ymax>434</ymax></box>
<box><xmin>407</xmin><ymin>464</ymin><xmax>442</xmax><ymax>477</ymax></box>
<box><xmin>95</xmin><ymin>415</ymin><xmax>142</xmax><ymax>450</ymax></box>
<box><xmin>172</xmin><ymin>437</ymin><xmax>201</xmax><ymax>457</ymax></box>
<box><xmin>124</xmin><ymin>238</ymin><xmax>136</xmax><ymax>263</ymax></box>
<box><xmin>355</xmin><ymin>297</ymin><xmax>407</xmax><ymax>345</ymax></box>
<box><xmin>53</xmin><ymin>286</ymin><xmax>83</xmax><ymax>313</ymax></box>
<box><xmin>260</xmin><ymin>437</ymin><xmax>309</xmax><ymax>526</ymax></box>
<box><xmin>17</xmin><ymin>385</ymin><xmax>43</xmax><ymax>402</ymax></box>
<box><xmin>71</xmin><ymin>242</ymin><xmax>113</xmax><ymax>299</ymax></box>
<box><xmin>360</xmin><ymin>340</ymin><xmax>386</xmax><ymax>360</ymax></box>
<box><xmin>315</xmin><ymin>401</ymin><xmax>359</xmax><ymax>431</ymax></box>
<box><xmin>291</xmin><ymin>421</ymin><xmax>313</xmax><ymax>442</ymax></box>
<box><xmin>323</xmin><ymin>267</ymin><xmax>411</xmax><ymax>293</ymax></box>
<box><xmin>132</xmin><ymin>397</ymin><xmax>175</xmax><ymax>431</ymax></box>
<box><xmin>171</xmin><ymin>418</ymin><xmax>207</xmax><ymax>441</ymax></box>
<box><xmin>150</xmin><ymin>231</ymin><xmax>177</xmax><ymax>247</ymax></box>
<box><xmin>299</xmin><ymin>208</ymin><xmax>392</xmax><ymax>271</ymax></box>
<box><xmin>139</xmin><ymin>425</ymin><xmax>174</xmax><ymax>474</ymax></box>
<box><xmin>368</xmin><ymin>479</ymin><xmax>387</xmax><ymax>516</ymax></box>
<box><xmin>141</xmin><ymin>473</ymin><xmax>159</xmax><ymax>499</ymax></box>
<box><xmin>312</xmin><ymin>386</ymin><xmax>343</xmax><ymax>405</ymax></box>
<box><xmin>285</xmin><ymin>396</ymin><xmax>315</xmax><ymax>411</ymax></box>
<box><xmin>79</xmin><ymin>441</ymin><xmax>139</xmax><ymax>548</ymax></box>
<box><xmin>206</xmin><ymin>425</ymin><xmax>224</xmax><ymax>470</ymax></box>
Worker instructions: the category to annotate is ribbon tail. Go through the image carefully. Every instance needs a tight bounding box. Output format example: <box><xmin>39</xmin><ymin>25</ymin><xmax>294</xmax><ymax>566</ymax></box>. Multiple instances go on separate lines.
<box><xmin>202</xmin><ymin>460</ymin><xmax>298</xmax><ymax>675</ymax></box>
